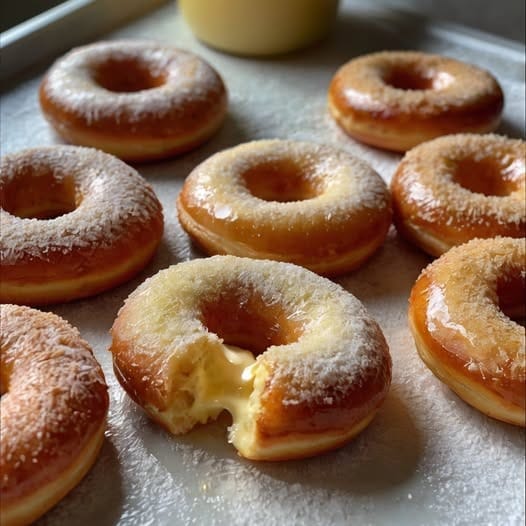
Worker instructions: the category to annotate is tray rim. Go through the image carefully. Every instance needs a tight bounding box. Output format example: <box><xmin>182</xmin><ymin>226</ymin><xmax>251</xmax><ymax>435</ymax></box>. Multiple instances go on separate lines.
<box><xmin>1</xmin><ymin>0</ymin><xmax>524</xmax><ymax>86</ymax></box>
<box><xmin>0</xmin><ymin>0</ymin><xmax>170</xmax><ymax>84</ymax></box>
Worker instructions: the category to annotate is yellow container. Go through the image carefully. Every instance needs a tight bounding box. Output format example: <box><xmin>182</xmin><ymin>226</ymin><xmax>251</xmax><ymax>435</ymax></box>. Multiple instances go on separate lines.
<box><xmin>179</xmin><ymin>0</ymin><xmax>340</xmax><ymax>56</ymax></box>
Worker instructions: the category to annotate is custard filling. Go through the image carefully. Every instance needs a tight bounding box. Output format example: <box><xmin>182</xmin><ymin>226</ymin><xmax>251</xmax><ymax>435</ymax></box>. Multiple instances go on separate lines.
<box><xmin>191</xmin><ymin>343</ymin><xmax>256</xmax><ymax>422</ymax></box>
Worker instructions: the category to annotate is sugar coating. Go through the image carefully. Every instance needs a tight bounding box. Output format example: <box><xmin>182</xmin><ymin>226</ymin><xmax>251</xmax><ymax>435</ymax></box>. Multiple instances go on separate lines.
<box><xmin>2</xmin><ymin>2</ymin><xmax>525</xmax><ymax>523</ymax></box>
<box><xmin>183</xmin><ymin>139</ymin><xmax>389</xmax><ymax>220</ymax></box>
<box><xmin>0</xmin><ymin>304</ymin><xmax>108</xmax><ymax>495</ymax></box>
<box><xmin>422</xmin><ymin>237</ymin><xmax>525</xmax><ymax>380</ymax></box>
<box><xmin>112</xmin><ymin>255</ymin><xmax>390</xmax><ymax>414</ymax></box>
<box><xmin>394</xmin><ymin>134</ymin><xmax>525</xmax><ymax>230</ymax></box>
<box><xmin>0</xmin><ymin>146</ymin><xmax>163</xmax><ymax>265</ymax></box>
<box><xmin>40</xmin><ymin>40</ymin><xmax>225</xmax><ymax>130</ymax></box>
<box><xmin>179</xmin><ymin>140</ymin><xmax>391</xmax><ymax>261</ymax></box>
<box><xmin>334</xmin><ymin>51</ymin><xmax>503</xmax><ymax>116</ymax></box>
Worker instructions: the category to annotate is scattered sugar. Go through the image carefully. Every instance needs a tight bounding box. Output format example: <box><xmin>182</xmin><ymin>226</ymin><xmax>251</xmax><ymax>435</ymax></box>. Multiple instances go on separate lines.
<box><xmin>1</xmin><ymin>2</ymin><xmax>524</xmax><ymax>525</ymax></box>
<box><xmin>34</xmin><ymin>242</ymin><xmax>524</xmax><ymax>526</ymax></box>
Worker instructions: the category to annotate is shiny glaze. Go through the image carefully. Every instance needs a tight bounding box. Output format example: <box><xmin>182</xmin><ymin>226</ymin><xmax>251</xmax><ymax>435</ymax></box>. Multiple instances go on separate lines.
<box><xmin>391</xmin><ymin>134</ymin><xmax>526</xmax><ymax>256</ymax></box>
<box><xmin>177</xmin><ymin>140</ymin><xmax>392</xmax><ymax>276</ymax></box>
<box><xmin>110</xmin><ymin>256</ymin><xmax>392</xmax><ymax>460</ymax></box>
<box><xmin>0</xmin><ymin>147</ymin><xmax>163</xmax><ymax>305</ymax></box>
<box><xmin>0</xmin><ymin>305</ymin><xmax>108</xmax><ymax>525</ymax></box>
<box><xmin>328</xmin><ymin>51</ymin><xmax>504</xmax><ymax>152</ymax></box>
<box><xmin>409</xmin><ymin>238</ymin><xmax>525</xmax><ymax>424</ymax></box>
<box><xmin>39</xmin><ymin>40</ymin><xmax>227</xmax><ymax>161</ymax></box>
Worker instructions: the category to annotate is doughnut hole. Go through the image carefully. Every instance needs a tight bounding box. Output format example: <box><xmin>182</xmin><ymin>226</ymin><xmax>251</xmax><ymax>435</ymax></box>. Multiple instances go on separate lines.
<box><xmin>0</xmin><ymin>368</ymin><xmax>8</xmax><ymax>398</ymax></box>
<box><xmin>383</xmin><ymin>66</ymin><xmax>453</xmax><ymax>91</ymax></box>
<box><xmin>0</xmin><ymin>165</ymin><xmax>78</xmax><ymax>219</ymax></box>
<box><xmin>497</xmin><ymin>268</ymin><xmax>526</xmax><ymax>326</ymax></box>
<box><xmin>0</xmin><ymin>354</ymin><xmax>16</xmax><ymax>405</ymax></box>
<box><xmin>452</xmin><ymin>157</ymin><xmax>521</xmax><ymax>197</ymax></box>
<box><xmin>92</xmin><ymin>57</ymin><xmax>166</xmax><ymax>92</ymax></box>
<box><xmin>181</xmin><ymin>287</ymin><xmax>305</xmax><ymax>425</ymax></box>
<box><xmin>242</xmin><ymin>160</ymin><xmax>324</xmax><ymax>202</ymax></box>
<box><xmin>200</xmin><ymin>287</ymin><xmax>303</xmax><ymax>354</ymax></box>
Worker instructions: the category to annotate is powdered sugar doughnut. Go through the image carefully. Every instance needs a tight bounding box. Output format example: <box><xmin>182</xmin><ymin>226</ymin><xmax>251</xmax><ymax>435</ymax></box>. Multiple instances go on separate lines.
<box><xmin>177</xmin><ymin>140</ymin><xmax>392</xmax><ymax>276</ymax></box>
<box><xmin>0</xmin><ymin>304</ymin><xmax>109</xmax><ymax>526</ymax></box>
<box><xmin>110</xmin><ymin>256</ymin><xmax>392</xmax><ymax>460</ymax></box>
<box><xmin>39</xmin><ymin>40</ymin><xmax>227</xmax><ymax>161</ymax></box>
<box><xmin>409</xmin><ymin>237</ymin><xmax>525</xmax><ymax>426</ymax></box>
<box><xmin>391</xmin><ymin>134</ymin><xmax>525</xmax><ymax>256</ymax></box>
<box><xmin>328</xmin><ymin>51</ymin><xmax>504</xmax><ymax>152</ymax></box>
<box><xmin>0</xmin><ymin>146</ymin><xmax>164</xmax><ymax>305</ymax></box>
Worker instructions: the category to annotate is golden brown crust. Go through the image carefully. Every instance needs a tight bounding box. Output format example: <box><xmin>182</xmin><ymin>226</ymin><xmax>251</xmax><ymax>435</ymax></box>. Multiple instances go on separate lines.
<box><xmin>39</xmin><ymin>40</ymin><xmax>228</xmax><ymax>161</ymax></box>
<box><xmin>177</xmin><ymin>140</ymin><xmax>392</xmax><ymax>276</ymax></box>
<box><xmin>254</xmin><ymin>369</ymin><xmax>388</xmax><ymax>437</ymax></box>
<box><xmin>391</xmin><ymin>134</ymin><xmax>525</xmax><ymax>256</ymax></box>
<box><xmin>328</xmin><ymin>51</ymin><xmax>504</xmax><ymax>152</ymax></box>
<box><xmin>110</xmin><ymin>256</ymin><xmax>392</xmax><ymax>460</ymax></box>
<box><xmin>245</xmin><ymin>411</ymin><xmax>378</xmax><ymax>462</ymax></box>
<box><xmin>0</xmin><ymin>304</ymin><xmax>109</xmax><ymax>525</ymax></box>
<box><xmin>0</xmin><ymin>146</ymin><xmax>164</xmax><ymax>305</ymax></box>
<box><xmin>408</xmin><ymin>238</ymin><xmax>525</xmax><ymax>426</ymax></box>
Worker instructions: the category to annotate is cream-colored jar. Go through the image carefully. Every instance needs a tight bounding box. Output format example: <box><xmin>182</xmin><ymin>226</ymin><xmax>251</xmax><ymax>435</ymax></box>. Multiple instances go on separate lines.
<box><xmin>179</xmin><ymin>0</ymin><xmax>340</xmax><ymax>56</ymax></box>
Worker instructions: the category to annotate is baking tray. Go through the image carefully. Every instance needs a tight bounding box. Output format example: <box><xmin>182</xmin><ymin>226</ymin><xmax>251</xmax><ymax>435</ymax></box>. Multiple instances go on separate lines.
<box><xmin>1</xmin><ymin>1</ymin><xmax>525</xmax><ymax>525</ymax></box>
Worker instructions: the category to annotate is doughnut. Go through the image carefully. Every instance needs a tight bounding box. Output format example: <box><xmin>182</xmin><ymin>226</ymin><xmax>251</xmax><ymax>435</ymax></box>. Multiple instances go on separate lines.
<box><xmin>39</xmin><ymin>40</ymin><xmax>228</xmax><ymax>161</ymax></box>
<box><xmin>409</xmin><ymin>237</ymin><xmax>525</xmax><ymax>427</ymax></box>
<box><xmin>177</xmin><ymin>140</ymin><xmax>392</xmax><ymax>276</ymax></box>
<box><xmin>0</xmin><ymin>146</ymin><xmax>164</xmax><ymax>306</ymax></box>
<box><xmin>1</xmin><ymin>304</ymin><xmax>109</xmax><ymax>526</ymax></box>
<box><xmin>110</xmin><ymin>255</ymin><xmax>392</xmax><ymax>461</ymax></box>
<box><xmin>328</xmin><ymin>51</ymin><xmax>504</xmax><ymax>152</ymax></box>
<box><xmin>391</xmin><ymin>134</ymin><xmax>525</xmax><ymax>256</ymax></box>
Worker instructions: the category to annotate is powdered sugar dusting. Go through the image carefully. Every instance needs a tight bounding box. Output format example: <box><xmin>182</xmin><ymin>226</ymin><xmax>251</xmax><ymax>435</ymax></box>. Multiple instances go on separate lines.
<box><xmin>0</xmin><ymin>146</ymin><xmax>163</xmax><ymax>267</ymax></box>
<box><xmin>40</xmin><ymin>40</ymin><xmax>226</xmax><ymax>129</ymax></box>
<box><xmin>1</xmin><ymin>0</ymin><xmax>525</xmax><ymax>523</ymax></box>
<box><xmin>333</xmin><ymin>51</ymin><xmax>503</xmax><ymax>116</ymax></box>
<box><xmin>183</xmin><ymin>139</ymin><xmax>389</xmax><ymax>217</ymax></box>
<box><xmin>392</xmin><ymin>134</ymin><xmax>525</xmax><ymax>243</ymax></box>
<box><xmin>0</xmin><ymin>305</ymin><xmax>108</xmax><ymax>498</ymax></box>
<box><xmin>423</xmin><ymin>237</ymin><xmax>525</xmax><ymax>381</ymax></box>
<box><xmin>112</xmin><ymin>255</ymin><xmax>390</xmax><ymax>414</ymax></box>
<box><xmin>178</xmin><ymin>139</ymin><xmax>391</xmax><ymax>269</ymax></box>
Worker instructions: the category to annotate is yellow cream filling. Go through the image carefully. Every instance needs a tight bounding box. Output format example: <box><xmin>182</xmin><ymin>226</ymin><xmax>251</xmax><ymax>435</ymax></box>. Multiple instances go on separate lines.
<box><xmin>190</xmin><ymin>344</ymin><xmax>257</xmax><ymax>423</ymax></box>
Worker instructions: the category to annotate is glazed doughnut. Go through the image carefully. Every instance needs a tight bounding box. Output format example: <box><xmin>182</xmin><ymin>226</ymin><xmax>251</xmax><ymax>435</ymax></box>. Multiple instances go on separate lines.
<box><xmin>39</xmin><ymin>40</ymin><xmax>227</xmax><ymax>161</ymax></box>
<box><xmin>177</xmin><ymin>140</ymin><xmax>392</xmax><ymax>276</ymax></box>
<box><xmin>110</xmin><ymin>256</ymin><xmax>392</xmax><ymax>461</ymax></box>
<box><xmin>0</xmin><ymin>146</ymin><xmax>164</xmax><ymax>305</ymax></box>
<box><xmin>391</xmin><ymin>134</ymin><xmax>525</xmax><ymax>256</ymax></box>
<box><xmin>409</xmin><ymin>237</ymin><xmax>525</xmax><ymax>426</ymax></box>
<box><xmin>328</xmin><ymin>51</ymin><xmax>504</xmax><ymax>152</ymax></box>
<box><xmin>1</xmin><ymin>304</ymin><xmax>109</xmax><ymax>526</ymax></box>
